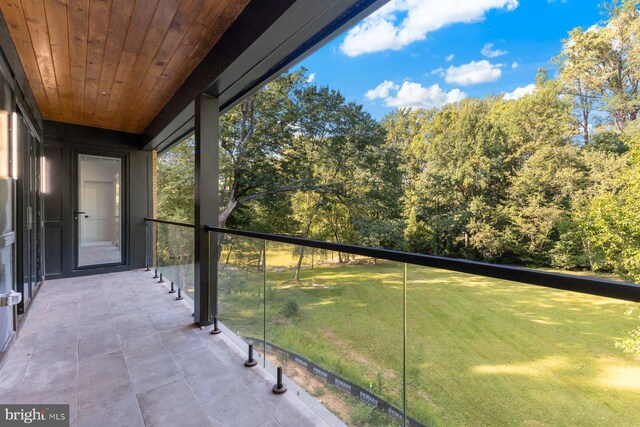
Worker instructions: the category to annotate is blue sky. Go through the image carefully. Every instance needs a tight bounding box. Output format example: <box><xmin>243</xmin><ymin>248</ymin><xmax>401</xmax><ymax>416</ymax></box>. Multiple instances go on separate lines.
<box><xmin>297</xmin><ymin>0</ymin><xmax>603</xmax><ymax>119</ymax></box>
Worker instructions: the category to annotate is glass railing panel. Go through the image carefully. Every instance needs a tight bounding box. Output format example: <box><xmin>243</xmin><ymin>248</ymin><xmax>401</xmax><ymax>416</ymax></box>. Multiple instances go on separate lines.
<box><xmin>265</xmin><ymin>241</ymin><xmax>405</xmax><ymax>426</ymax></box>
<box><xmin>405</xmin><ymin>264</ymin><xmax>640</xmax><ymax>426</ymax></box>
<box><xmin>146</xmin><ymin>219</ymin><xmax>156</xmax><ymax>271</ymax></box>
<box><xmin>154</xmin><ymin>222</ymin><xmax>195</xmax><ymax>298</ymax></box>
<box><xmin>217</xmin><ymin>233</ymin><xmax>266</xmax><ymax>364</ymax></box>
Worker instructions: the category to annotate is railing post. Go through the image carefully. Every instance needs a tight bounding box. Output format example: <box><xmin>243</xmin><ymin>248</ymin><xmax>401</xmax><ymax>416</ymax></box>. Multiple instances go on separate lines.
<box><xmin>272</xmin><ymin>366</ymin><xmax>287</xmax><ymax>394</ymax></box>
<box><xmin>193</xmin><ymin>94</ymin><xmax>219</xmax><ymax>327</ymax></box>
<box><xmin>145</xmin><ymin>220</ymin><xmax>150</xmax><ymax>271</ymax></box>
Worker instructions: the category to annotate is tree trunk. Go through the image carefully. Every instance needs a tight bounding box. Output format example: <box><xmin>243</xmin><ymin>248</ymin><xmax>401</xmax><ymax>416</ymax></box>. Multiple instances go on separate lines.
<box><xmin>294</xmin><ymin>247</ymin><xmax>305</xmax><ymax>281</ymax></box>
<box><xmin>219</xmin><ymin>198</ymin><xmax>238</xmax><ymax>228</ymax></box>
<box><xmin>295</xmin><ymin>220</ymin><xmax>313</xmax><ymax>281</ymax></box>
<box><xmin>582</xmin><ymin>106</ymin><xmax>590</xmax><ymax>145</ymax></box>
<box><xmin>257</xmin><ymin>247</ymin><xmax>263</xmax><ymax>272</ymax></box>
<box><xmin>225</xmin><ymin>244</ymin><xmax>232</xmax><ymax>266</ymax></box>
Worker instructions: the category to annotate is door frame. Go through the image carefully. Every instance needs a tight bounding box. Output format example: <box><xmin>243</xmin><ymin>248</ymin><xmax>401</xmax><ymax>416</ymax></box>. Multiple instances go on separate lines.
<box><xmin>14</xmin><ymin>106</ymin><xmax>43</xmax><ymax>315</ymax></box>
<box><xmin>71</xmin><ymin>149</ymin><xmax>128</xmax><ymax>271</ymax></box>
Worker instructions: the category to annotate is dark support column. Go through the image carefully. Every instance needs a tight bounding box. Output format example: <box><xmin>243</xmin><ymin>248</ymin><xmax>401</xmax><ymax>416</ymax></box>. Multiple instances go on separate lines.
<box><xmin>194</xmin><ymin>94</ymin><xmax>218</xmax><ymax>326</ymax></box>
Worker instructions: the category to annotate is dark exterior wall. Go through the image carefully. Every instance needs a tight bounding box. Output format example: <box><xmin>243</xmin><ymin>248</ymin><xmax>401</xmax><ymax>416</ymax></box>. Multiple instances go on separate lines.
<box><xmin>43</xmin><ymin>121</ymin><xmax>152</xmax><ymax>278</ymax></box>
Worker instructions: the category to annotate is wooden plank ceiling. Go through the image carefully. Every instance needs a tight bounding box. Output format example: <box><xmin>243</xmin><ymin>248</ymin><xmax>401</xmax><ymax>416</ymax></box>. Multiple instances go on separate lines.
<box><xmin>0</xmin><ymin>0</ymin><xmax>250</xmax><ymax>133</ymax></box>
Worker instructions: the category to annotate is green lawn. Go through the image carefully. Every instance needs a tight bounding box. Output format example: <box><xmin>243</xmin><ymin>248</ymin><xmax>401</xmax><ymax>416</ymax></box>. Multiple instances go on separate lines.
<box><xmin>217</xmin><ymin>245</ymin><xmax>640</xmax><ymax>426</ymax></box>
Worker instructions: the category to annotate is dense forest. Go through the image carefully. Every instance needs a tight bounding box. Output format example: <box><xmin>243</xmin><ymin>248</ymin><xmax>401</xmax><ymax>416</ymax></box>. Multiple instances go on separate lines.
<box><xmin>158</xmin><ymin>1</ymin><xmax>640</xmax><ymax>282</ymax></box>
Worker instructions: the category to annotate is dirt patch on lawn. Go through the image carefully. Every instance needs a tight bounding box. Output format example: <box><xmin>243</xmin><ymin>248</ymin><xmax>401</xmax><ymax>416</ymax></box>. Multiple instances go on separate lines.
<box><xmin>275</xmin><ymin>355</ymin><xmax>354</xmax><ymax>423</ymax></box>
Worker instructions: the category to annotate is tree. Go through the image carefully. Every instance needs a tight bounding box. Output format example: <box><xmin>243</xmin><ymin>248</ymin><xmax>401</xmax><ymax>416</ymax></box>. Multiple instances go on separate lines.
<box><xmin>556</xmin><ymin>28</ymin><xmax>602</xmax><ymax>144</ymax></box>
<box><xmin>156</xmin><ymin>137</ymin><xmax>196</xmax><ymax>223</ymax></box>
<box><xmin>219</xmin><ymin>70</ymin><xmax>310</xmax><ymax>229</ymax></box>
<box><xmin>557</xmin><ymin>1</ymin><xmax>640</xmax><ymax>133</ymax></box>
<box><xmin>290</xmin><ymin>85</ymin><xmax>401</xmax><ymax>271</ymax></box>
<box><xmin>579</xmin><ymin>129</ymin><xmax>640</xmax><ymax>279</ymax></box>
<box><xmin>399</xmin><ymin>97</ymin><xmax>515</xmax><ymax>258</ymax></box>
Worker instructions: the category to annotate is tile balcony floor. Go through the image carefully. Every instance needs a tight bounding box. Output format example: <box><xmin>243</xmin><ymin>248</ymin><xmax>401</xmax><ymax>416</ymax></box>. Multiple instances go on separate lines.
<box><xmin>0</xmin><ymin>270</ymin><xmax>338</xmax><ymax>427</ymax></box>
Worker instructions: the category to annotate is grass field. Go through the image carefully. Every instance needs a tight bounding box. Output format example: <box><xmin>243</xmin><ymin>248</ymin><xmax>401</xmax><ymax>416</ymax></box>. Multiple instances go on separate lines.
<box><xmin>217</xmin><ymin>241</ymin><xmax>640</xmax><ymax>426</ymax></box>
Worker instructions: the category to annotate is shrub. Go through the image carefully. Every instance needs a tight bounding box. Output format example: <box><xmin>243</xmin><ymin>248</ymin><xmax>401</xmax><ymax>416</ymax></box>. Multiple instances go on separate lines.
<box><xmin>281</xmin><ymin>299</ymin><xmax>299</xmax><ymax>319</ymax></box>
<box><xmin>350</xmin><ymin>401</ymin><xmax>389</xmax><ymax>426</ymax></box>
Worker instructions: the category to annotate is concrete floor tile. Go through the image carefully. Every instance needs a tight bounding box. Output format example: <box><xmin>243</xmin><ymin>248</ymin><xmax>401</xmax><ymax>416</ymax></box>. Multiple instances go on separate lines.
<box><xmin>137</xmin><ymin>379</ymin><xmax>211</xmax><ymax>427</ymax></box>
<box><xmin>126</xmin><ymin>350</ymin><xmax>181</xmax><ymax>395</ymax></box>
<box><xmin>158</xmin><ymin>325</ymin><xmax>206</xmax><ymax>356</ymax></box>
<box><xmin>203</xmin><ymin>381</ymin><xmax>274</xmax><ymax>427</ymax></box>
<box><xmin>120</xmin><ymin>329</ymin><xmax>164</xmax><ymax>359</ymax></box>
<box><xmin>78</xmin><ymin>330</ymin><xmax>120</xmax><ymax>361</ymax></box>
<box><xmin>78</xmin><ymin>387</ymin><xmax>143</xmax><ymax>427</ymax></box>
<box><xmin>0</xmin><ymin>359</ymin><xmax>29</xmax><ymax>403</ymax></box>
<box><xmin>78</xmin><ymin>351</ymin><xmax>130</xmax><ymax>393</ymax></box>
<box><xmin>20</xmin><ymin>358</ymin><xmax>77</xmax><ymax>396</ymax></box>
<box><xmin>78</xmin><ymin>381</ymin><xmax>137</xmax><ymax>418</ymax></box>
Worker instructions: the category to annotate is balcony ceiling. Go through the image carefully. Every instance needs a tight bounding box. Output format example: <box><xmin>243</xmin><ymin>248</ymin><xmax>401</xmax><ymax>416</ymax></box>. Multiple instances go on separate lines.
<box><xmin>0</xmin><ymin>0</ymin><xmax>250</xmax><ymax>133</ymax></box>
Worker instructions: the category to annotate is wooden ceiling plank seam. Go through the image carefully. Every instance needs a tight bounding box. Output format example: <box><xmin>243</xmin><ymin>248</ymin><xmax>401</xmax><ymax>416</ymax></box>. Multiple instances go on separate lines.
<box><xmin>29</xmin><ymin>0</ymin><xmax>63</xmax><ymax>117</ymax></box>
<box><xmin>20</xmin><ymin>0</ymin><xmax>62</xmax><ymax>118</ymax></box>
<box><xmin>174</xmin><ymin>0</ymin><xmax>250</xmax><ymax>98</ymax></box>
<box><xmin>0</xmin><ymin>0</ymin><xmax>52</xmax><ymax>115</ymax></box>
<box><xmin>93</xmin><ymin>0</ymin><xmax>117</xmax><ymax>128</ymax></box>
<box><xmin>112</xmin><ymin>0</ymin><xmax>180</xmax><ymax>131</ymax></box>
<box><xmin>81</xmin><ymin>0</ymin><xmax>94</xmax><ymax>126</ymax></box>
<box><xmin>118</xmin><ymin>0</ymin><xmax>192</xmax><ymax>132</ymax></box>
<box><xmin>134</xmin><ymin>0</ymin><xmax>248</xmax><ymax>129</ymax></box>
<box><xmin>134</xmin><ymin>0</ymin><xmax>229</xmax><ymax>125</ymax></box>
<box><xmin>44</xmin><ymin>0</ymin><xmax>74</xmax><ymax>123</ymax></box>
<box><xmin>93</xmin><ymin>0</ymin><xmax>134</xmax><ymax>127</ymax></box>
<box><xmin>111</xmin><ymin>0</ymin><xmax>181</xmax><ymax>132</ymax></box>
<box><xmin>165</xmin><ymin>0</ymin><xmax>231</xmax><ymax>89</ymax></box>
<box><xmin>68</xmin><ymin>0</ymin><xmax>89</xmax><ymax>125</ymax></box>
<box><xmin>79</xmin><ymin>0</ymin><xmax>91</xmax><ymax>126</ymax></box>
<box><xmin>130</xmin><ymin>0</ymin><xmax>250</xmax><ymax>133</ymax></box>
<box><xmin>104</xmin><ymin>0</ymin><xmax>159</xmax><ymax>116</ymax></box>
<box><xmin>109</xmin><ymin>2</ymin><xmax>162</xmax><ymax>132</ymax></box>
<box><xmin>142</xmin><ymin>0</ymin><xmax>248</xmax><ymax>125</ymax></box>
<box><xmin>84</xmin><ymin>0</ymin><xmax>112</xmax><ymax>126</ymax></box>
<box><xmin>126</xmin><ymin>0</ymin><xmax>213</xmax><ymax>130</ymax></box>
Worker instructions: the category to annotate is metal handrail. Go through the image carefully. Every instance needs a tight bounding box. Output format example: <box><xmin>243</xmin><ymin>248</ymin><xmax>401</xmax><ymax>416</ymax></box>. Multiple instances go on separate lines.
<box><xmin>206</xmin><ymin>225</ymin><xmax>640</xmax><ymax>303</ymax></box>
<box><xmin>144</xmin><ymin>217</ymin><xmax>195</xmax><ymax>229</ymax></box>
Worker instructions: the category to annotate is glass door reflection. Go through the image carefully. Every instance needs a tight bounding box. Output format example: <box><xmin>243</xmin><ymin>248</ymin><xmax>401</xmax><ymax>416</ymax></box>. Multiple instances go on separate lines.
<box><xmin>77</xmin><ymin>154</ymin><xmax>122</xmax><ymax>267</ymax></box>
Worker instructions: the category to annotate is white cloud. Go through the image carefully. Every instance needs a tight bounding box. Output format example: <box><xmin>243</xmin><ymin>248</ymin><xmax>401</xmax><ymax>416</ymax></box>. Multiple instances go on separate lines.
<box><xmin>503</xmin><ymin>83</ymin><xmax>535</xmax><ymax>100</ymax></box>
<box><xmin>481</xmin><ymin>42</ymin><xmax>508</xmax><ymax>58</ymax></box>
<box><xmin>340</xmin><ymin>0</ymin><xmax>519</xmax><ymax>56</ymax></box>
<box><xmin>511</xmin><ymin>61</ymin><xmax>519</xmax><ymax>69</ymax></box>
<box><xmin>365</xmin><ymin>80</ymin><xmax>398</xmax><ymax>100</ymax></box>
<box><xmin>431</xmin><ymin>67</ymin><xmax>445</xmax><ymax>77</ymax></box>
<box><xmin>445</xmin><ymin>60</ymin><xmax>502</xmax><ymax>85</ymax></box>
<box><xmin>446</xmin><ymin>54</ymin><xmax>455</xmax><ymax>62</ymax></box>
<box><xmin>586</xmin><ymin>24</ymin><xmax>601</xmax><ymax>33</ymax></box>
<box><xmin>307</xmin><ymin>73</ymin><xmax>316</xmax><ymax>83</ymax></box>
<box><xmin>366</xmin><ymin>80</ymin><xmax>467</xmax><ymax>109</ymax></box>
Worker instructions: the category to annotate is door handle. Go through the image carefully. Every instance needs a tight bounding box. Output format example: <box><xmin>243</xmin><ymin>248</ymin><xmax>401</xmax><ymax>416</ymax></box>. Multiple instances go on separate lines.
<box><xmin>0</xmin><ymin>291</ymin><xmax>22</xmax><ymax>307</ymax></box>
<box><xmin>74</xmin><ymin>211</ymin><xmax>86</xmax><ymax>215</ymax></box>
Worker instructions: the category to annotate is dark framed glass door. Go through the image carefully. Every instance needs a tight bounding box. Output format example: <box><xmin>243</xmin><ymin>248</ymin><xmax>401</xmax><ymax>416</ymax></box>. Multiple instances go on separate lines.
<box><xmin>0</xmin><ymin>79</ymin><xmax>15</xmax><ymax>355</ymax></box>
<box><xmin>15</xmin><ymin>108</ymin><xmax>42</xmax><ymax>315</ymax></box>
<box><xmin>74</xmin><ymin>153</ymin><xmax>125</xmax><ymax>268</ymax></box>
